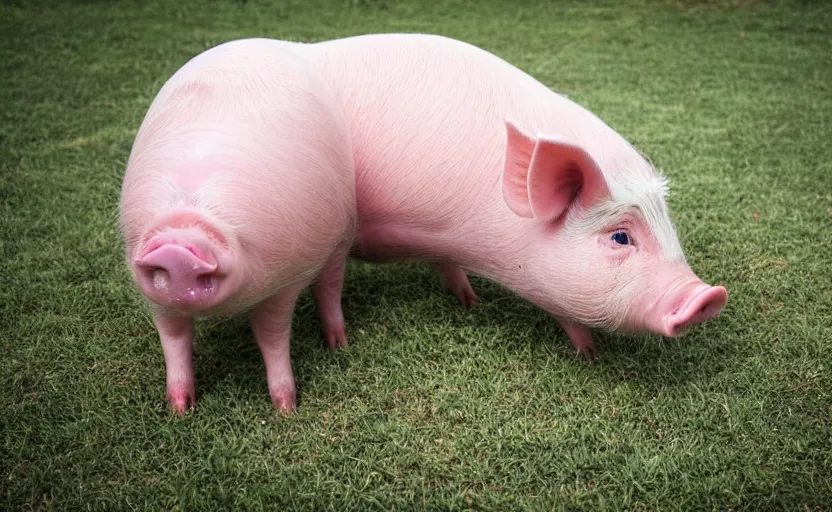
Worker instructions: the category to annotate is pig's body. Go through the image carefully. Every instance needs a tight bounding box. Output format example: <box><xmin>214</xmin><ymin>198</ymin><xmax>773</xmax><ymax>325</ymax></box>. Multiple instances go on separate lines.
<box><xmin>120</xmin><ymin>38</ymin><xmax>355</xmax><ymax>413</ymax></box>
<box><xmin>297</xmin><ymin>34</ymin><xmax>727</xmax><ymax>355</ymax></box>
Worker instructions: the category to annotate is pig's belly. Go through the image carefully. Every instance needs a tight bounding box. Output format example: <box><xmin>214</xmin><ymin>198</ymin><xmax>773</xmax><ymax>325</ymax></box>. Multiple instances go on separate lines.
<box><xmin>351</xmin><ymin>221</ymin><xmax>447</xmax><ymax>264</ymax></box>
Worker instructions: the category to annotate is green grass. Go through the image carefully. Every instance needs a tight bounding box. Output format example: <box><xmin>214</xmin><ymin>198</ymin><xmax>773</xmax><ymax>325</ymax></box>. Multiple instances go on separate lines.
<box><xmin>2</xmin><ymin>0</ymin><xmax>831</xmax><ymax>509</ymax></box>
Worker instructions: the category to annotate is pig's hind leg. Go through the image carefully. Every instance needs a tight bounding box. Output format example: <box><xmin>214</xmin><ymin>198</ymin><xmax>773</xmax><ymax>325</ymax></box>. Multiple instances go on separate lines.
<box><xmin>154</xmin><ymin>314</ymin><xmax>197</xmax><ymax>415</ymax></box>
<box><xmin>435</xmin><ymin>263</ymin><xmax>479</xmax><ymax>308</ymax></box>
<box><xmin>313</xmin><ymin>247</ymin><xmax>349</xmax><ymax>350</ymax></box>
<box><xmin>251</xmin><ymin>285</ymin><xmax>306</xmax><ymax>413</ymax></box>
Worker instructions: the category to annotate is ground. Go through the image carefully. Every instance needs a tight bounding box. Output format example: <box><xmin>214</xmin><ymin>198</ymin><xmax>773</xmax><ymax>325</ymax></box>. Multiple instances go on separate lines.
<box><xmin>1</xmin><ymin>0</ymin><xmax>831</xmax><ymax>510</ymax></box>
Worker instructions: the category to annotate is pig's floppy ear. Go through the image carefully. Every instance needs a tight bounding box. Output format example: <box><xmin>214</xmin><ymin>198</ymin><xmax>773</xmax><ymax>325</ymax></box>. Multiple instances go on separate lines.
<box><xmin>502</xmin><ymin>120</ymin><xmax>609</xmax><ymax>222</ymax></box>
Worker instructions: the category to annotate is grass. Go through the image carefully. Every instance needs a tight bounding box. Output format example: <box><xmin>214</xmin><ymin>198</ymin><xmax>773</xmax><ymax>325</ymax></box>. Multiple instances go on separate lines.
<box><xmin>2</xmin><ymin>0</ymin><xmax>831</xmax><ymax>509</ymax></box>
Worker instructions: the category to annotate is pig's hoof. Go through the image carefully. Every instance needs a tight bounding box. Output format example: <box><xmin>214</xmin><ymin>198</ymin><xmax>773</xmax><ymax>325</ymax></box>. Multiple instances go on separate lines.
<box><xmin>576</xmin><ymin>346</ymin><xmax>597</xmax><ymax>362</ymax></box>
<box><xmin>270</xmin><ymin>386</ymin><xmax>297</xmax><ymax>414</ymax></box>
<box><xmin>436</xmin><ymin>263</ymin><xmax>479</xmax><ymax>309</ymax></box>
<box><xmin>446</xmin><ymin>280</ymin><xmax>479</xmax><ymax>309</ymax></box>
<box><xmin>558</xmin><ymin>318</ymin><xmax>596</xmax><ymax>361</ymax></box>
<box><xmin>323</xmin><ymin>322</ymin><xmax>348</xmax><ymax>350</ymax></box>
<box><xmin>455</xmin><ymin>287</ymin><xmax>480</xmax><ymax>309</ymax></box>
<box><xmin>571</xmin><ymin>342</ymin><xmax>597</xmax><ymax>362</ymax></box>
<box><xmin>167</xmin><ymin>388</ymin><xmax>195</xmax><ymax>415</ymax></box>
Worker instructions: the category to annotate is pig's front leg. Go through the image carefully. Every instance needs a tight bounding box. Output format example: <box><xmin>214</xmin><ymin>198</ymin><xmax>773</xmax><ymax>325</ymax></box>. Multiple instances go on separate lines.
<box><xmin>251</xmin><ymin>286</ymin><xmax>304</xmax><ymax>413</ymax></box>
<box><xmin>313</xmin><ymin>249</ymin><xmax>349</xmax><ymax>350</ymax></box>
<box><xmin>435</xmin><ymin>263</ymin><xmax>479</xmax><ymax>308</ymax></box>
<box><xmin>154</xmin><ymin>314</ymin><xmax>196</xmax><ymax>415</ymax></box>
<box><xmin>556</xmin><ymin>317</ymin><xmax>597</xmax><ymax>361</ymax></box>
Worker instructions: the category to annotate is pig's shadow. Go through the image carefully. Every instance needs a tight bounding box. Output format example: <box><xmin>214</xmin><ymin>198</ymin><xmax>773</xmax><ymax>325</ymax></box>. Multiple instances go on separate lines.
<box><xmin>193</xmin><ymin>261</ymin><xmax>736</xmax><ymax>402</ymax></box>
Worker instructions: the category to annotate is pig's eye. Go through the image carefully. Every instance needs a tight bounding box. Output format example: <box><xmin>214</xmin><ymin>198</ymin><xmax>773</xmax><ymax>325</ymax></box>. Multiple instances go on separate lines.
<box><xmin>611</xmin><ymin>231</ymin><xmax>630</xmax><ymax>245</ymax></box>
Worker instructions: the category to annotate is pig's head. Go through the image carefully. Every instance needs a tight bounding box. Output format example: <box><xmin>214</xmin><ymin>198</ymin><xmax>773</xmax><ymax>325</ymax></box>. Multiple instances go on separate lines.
<box><xmin>499</xmin><ymin>121</ymin><xmax>727</xmax><ymax>338</ymax></box>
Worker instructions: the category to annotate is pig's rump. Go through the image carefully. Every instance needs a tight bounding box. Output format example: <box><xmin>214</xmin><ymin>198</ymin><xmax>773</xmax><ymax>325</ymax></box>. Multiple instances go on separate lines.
<box><xmin>121</xmin><ymin>38</ymin><xmax>356</xmax><ymax>315</ymax></box>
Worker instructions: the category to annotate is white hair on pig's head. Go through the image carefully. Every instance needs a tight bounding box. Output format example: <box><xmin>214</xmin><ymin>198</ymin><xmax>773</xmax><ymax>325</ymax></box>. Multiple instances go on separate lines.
<box><xmin>566</xmin><ymin>143</ymin><xmax>686</xmax><ymax>264</ymax></box>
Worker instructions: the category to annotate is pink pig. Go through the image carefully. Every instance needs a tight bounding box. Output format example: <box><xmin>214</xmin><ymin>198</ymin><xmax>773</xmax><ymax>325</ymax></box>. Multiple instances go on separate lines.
<box><xmin>120</xmin><ymin>39</ymin><xmax>356</xmax><ymax>414</ymax></box>
<box><xmin>298</xmin><ymin>33</ymin><xmax>727</xmax><ymax>357</ymax></box>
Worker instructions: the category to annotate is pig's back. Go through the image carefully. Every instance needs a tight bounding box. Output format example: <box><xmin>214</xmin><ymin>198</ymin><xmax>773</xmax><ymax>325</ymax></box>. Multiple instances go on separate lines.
<box><xmin>134</xmin><ymin>38</ymin><xmax>348</xmax><ymax>160</ymax></box>
<box><xmin>301</xmin><ymin>34</ymin><xmax>629</xmax><ymax>231</ymax></box>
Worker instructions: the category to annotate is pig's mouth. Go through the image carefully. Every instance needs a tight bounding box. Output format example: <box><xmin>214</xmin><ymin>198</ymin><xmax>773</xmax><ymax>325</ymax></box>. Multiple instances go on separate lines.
<box><xmin>661</xmin><ymin>284</ymin><xmax>728</xmax><ymax>337</ymax></box>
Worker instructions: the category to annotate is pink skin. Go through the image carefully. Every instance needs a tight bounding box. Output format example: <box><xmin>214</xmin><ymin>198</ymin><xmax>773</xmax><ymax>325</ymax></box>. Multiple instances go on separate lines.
<box><xmin>251</xmin><ymin>284</ymin><xmax>307</xmax><ymax>412</ymax></box>
<box><xmin>436</xmin><ymin>263</ymin><xmax>479</xmax><ymax>308</ymax></box>
<box><xmin>313</xmin><ymin>247</ymin><xmax>350</xmax><ymax>350</ymax></box>
<box><xmin>155</xmin><ymin>315</ymin><xmax>196</xmax><ymax>414</ymax></box>
<box><xmin>120</xmin><ymin>39</ymin><xmax>356</xmax><ymax>413</ymax></box>
<box><xmin>298</xmin><ymin>34</ymin><xmax>727</xmax><ymax>357</ymax></box>
<box><xmin>557</xmin><ymin>318</ymin><xmax>596</xmax><ymax>361</ymax></box>
<box><xmin>132</xmin><ymin>215</ymin><xmax>239</xmax><ymax>313</ymax></box>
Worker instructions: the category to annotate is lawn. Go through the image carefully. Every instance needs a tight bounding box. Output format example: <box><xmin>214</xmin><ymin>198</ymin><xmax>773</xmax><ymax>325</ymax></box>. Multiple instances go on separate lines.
<box><xmin>2</xmin><ymin>0</ymin><xmax>830</xmax><ymax>510</ymax></box>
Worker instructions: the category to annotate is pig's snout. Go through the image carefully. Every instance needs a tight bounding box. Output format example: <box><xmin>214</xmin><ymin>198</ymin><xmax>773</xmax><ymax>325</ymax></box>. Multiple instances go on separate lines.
<box><xmin>660</xmin><ymin>284</ymin><xmax>728</xmax><ymax>337</ymax></box>
<box><xmin>135</xmin><ymin>244</ymin><xmax>220</xmax><ymax>310</ymax></box>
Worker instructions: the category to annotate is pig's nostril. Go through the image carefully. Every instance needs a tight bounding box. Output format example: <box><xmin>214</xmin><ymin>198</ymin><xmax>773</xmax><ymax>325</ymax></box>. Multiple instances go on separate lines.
<box><xmin>670</xmin><ymin>323</ymin><xmax>686</xmax><ymax>337</ymax></box>
<box><xmin>196</xmin><ymin>273</ymin><xmax>215</xmax><ymax>292</ymax></box>
<box><xmin>150</xmin><ymin>268</ymin><xmax>170</xmax><ymax>291</ymax></box>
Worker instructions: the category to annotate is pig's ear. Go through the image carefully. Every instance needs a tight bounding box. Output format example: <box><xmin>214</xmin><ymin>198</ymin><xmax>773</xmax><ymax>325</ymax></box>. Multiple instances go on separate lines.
<box><xmin>502</xmin><ymin>121</ymin><xmax>537</xmax><ymax>218</ymax></box>
<box><xmin>502</xmin><ymin>120</ymin><xmax>608</xmax><ymax>222</ymax></box>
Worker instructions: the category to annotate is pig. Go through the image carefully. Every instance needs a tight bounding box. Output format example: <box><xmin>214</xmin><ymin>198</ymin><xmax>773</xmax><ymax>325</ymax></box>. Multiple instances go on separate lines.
<box><xmin>119</xmin><ymin>38</ymin><xmax>356</xmax><ymax>414</ymax></box>
<box><xmin>295</xmin><ymin>33</ymin><xmax>727</xmax><ymax>358</ymax></box>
